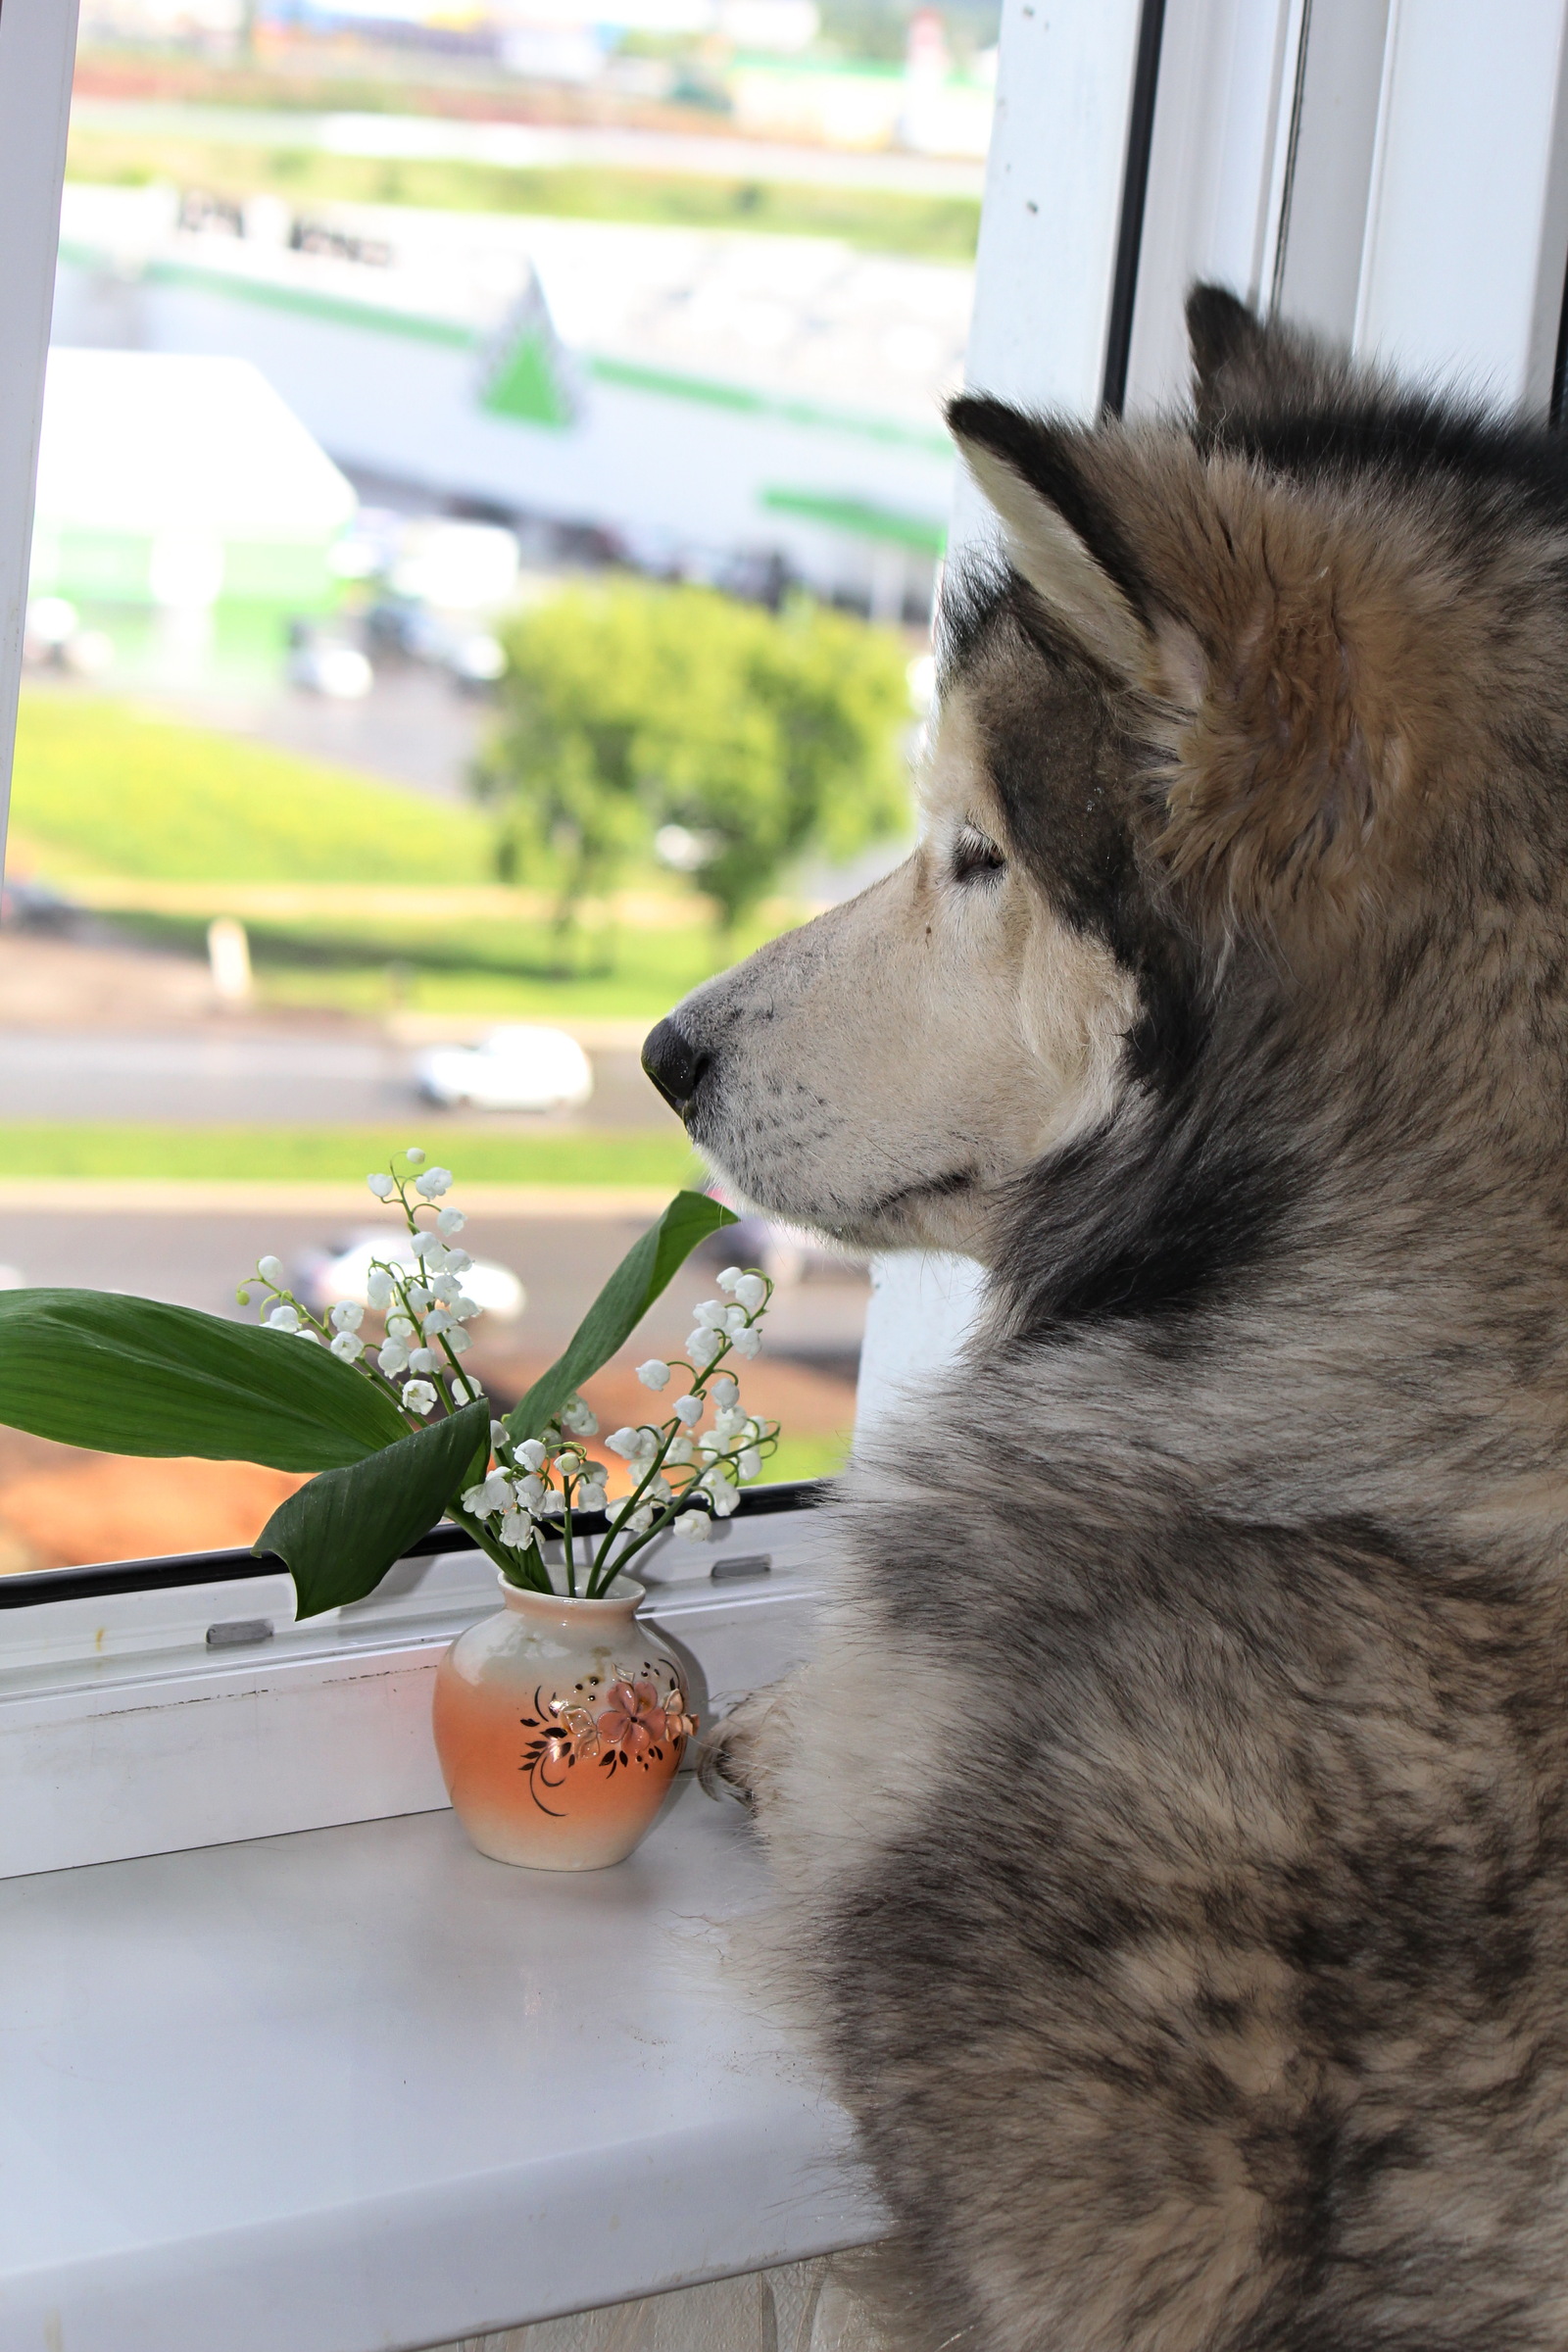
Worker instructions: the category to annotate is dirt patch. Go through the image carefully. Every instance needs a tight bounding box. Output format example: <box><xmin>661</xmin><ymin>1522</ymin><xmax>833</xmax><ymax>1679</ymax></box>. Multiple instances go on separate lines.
<box><xmin>0</xmin><ymin>1426</ymin><xmax>306</xmax><ymax>1573</ymax></box>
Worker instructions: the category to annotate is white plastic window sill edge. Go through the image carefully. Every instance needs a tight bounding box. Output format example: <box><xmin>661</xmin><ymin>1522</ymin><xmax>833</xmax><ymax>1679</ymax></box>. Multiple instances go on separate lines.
<box><xmin>0</xmin><ymin>1490</ymin><xmax>831</xmax><ymax>1881</ymax></box>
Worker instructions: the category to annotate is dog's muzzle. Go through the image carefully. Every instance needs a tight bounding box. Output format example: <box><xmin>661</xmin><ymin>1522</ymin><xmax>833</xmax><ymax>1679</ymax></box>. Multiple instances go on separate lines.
<box><xmin>641</xmin><ymin>1018</ymin><xmax>710</xmax><ymax>1121</ymax></box>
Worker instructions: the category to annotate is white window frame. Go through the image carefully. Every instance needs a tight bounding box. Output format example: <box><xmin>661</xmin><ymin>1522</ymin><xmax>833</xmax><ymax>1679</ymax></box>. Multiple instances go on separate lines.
<box><xmin>6</xmin><ymin>0</ymin><xmax>1568</xmax><ymax>1797</ymax></box>
<box><xmin>0</xmin><ymin>0</ymin><xmax>80</xmax><ymax>828</ymax></box>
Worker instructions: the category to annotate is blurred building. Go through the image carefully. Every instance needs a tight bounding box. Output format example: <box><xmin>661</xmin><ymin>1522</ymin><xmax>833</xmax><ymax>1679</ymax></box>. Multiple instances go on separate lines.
<box><xmin>52</xmin><ymin>180</ymin><xmax>965</xmax><ymax>619</ymax></box>
<box><xmin>29</xmin><ymin>346</ymin><xmax>357</xmax><ymax>614</ymax></box>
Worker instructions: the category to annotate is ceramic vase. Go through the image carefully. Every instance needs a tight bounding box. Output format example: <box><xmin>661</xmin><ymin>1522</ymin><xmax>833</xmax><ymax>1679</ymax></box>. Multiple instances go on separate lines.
<box><xmin>432</xmin><ymin>1574</ymin><xmax>697</xmax><ymax>1871</ymax></box>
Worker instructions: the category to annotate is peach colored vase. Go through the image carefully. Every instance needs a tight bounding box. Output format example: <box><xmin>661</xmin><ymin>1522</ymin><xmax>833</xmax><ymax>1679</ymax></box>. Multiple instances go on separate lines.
<box><xmin>432</xmin><ymin>1575</ymin><xmax>697</xmax><ymax>1871</ymax></box>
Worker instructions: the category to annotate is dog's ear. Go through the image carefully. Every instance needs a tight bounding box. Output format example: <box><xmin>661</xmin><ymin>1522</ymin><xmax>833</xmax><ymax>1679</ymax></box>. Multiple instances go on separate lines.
<box><xmin>1185</xmin><ymin>281</ymin><xmax>1361</xmax><ymax>432</ymax></box>
<box><xmin>947</xmin><ymin>394</ymin><xmax>1155</xmax><ymax>683</ymax></box>
<box><xmin>949</xmin><ymin>390</ymin><xmax>1433</xmax><ymax>943</ymax></box>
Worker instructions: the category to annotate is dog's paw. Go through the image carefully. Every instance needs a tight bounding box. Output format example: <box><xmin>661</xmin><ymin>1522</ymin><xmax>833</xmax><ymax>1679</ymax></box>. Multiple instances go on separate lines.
<box><xmin>697</xmin><ymin>1683</ymin><xmax>786</xmax><ymax>1809</ymax></box>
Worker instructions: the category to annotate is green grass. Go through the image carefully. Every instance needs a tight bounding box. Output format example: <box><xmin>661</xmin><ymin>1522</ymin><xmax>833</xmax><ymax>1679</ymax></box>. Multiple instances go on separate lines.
<box><xmin>11</xmin><ymin>694</ymin><xmax>492</xmax><ymax>884</ymax></box>
<box><xmin>67</xmin><ymin>135</ymin><xmax>981</xmax><ymax>262</ymax></box>
<box><xmin>111</xmin><ymin>904</ymin><xmax>776</xmax><ymax>1019</ymax></box>
<box><xmin>764</xmin><ymin>1431</ymin><xmax>851</xmax><ymax>1483</ymax></box>
<box><xmin>11</xmin><ymin>692</ymin><xmax>801</xmax><ymax>1015</ymax></box>
<box><xmin>0</xmin><ymin>1123</ymin><xmax>700</xmax><ymax>1184</ymax></box>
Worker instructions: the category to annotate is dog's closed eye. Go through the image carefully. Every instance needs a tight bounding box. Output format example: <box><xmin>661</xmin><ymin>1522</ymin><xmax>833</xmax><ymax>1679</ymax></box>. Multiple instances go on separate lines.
<box><xmin>952</xmin><ymin>825</ymin><xmax>1006</xmax><ymax>885</ymax></box>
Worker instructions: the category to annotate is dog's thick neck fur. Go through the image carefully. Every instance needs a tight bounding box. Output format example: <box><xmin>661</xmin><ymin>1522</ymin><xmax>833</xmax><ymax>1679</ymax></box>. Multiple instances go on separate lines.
<box><xmin>937</xmin><ymin>301</ymin><xmax>1568</xmax><ymax>1587</ymax></box>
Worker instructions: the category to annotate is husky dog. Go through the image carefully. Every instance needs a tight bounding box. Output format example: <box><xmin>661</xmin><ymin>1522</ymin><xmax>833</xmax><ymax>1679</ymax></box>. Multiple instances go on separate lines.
<box><xmin>641</xmin><ymin>288</ymin><xmax>1568</xmax><ymax>2352</ymax></box>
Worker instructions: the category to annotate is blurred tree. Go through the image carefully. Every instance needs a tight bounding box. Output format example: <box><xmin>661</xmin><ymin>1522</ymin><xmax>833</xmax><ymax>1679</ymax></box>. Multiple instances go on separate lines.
<box><xmin>473</xmin><ymin>580</ymin><xmax>912</xmax><ymax>947</ymax></box>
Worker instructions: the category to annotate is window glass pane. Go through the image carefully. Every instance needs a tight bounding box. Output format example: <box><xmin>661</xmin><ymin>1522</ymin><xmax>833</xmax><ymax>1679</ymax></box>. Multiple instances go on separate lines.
<box><xmin>2</xmin><ymin>0</ymin><xmax>986</xmax><ymax>1579</ymax></box>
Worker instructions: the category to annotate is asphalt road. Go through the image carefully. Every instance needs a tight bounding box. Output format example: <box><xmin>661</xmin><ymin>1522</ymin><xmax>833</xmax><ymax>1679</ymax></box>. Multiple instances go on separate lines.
<box><xmin>0</xmin><ymin>1205</ymin><xmax>868</xmax><ymax>1381</ymax></box>
<box><xmin>0</xmin><ymin>1030</ymin><xmax>673</xmax><ymax>1128</ymax></box>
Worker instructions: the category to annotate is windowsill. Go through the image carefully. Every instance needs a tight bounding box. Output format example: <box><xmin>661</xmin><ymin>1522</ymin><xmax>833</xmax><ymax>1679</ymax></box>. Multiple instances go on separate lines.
<box><xmin>0</xmin><ymin>1792</ymin><xmax>885</xmax><ymax>2352</ymax></box>
<box><xmin>0</xmin><ymin>1492</ymin><xmax>832</xmax><ymax>1881</ymax></box>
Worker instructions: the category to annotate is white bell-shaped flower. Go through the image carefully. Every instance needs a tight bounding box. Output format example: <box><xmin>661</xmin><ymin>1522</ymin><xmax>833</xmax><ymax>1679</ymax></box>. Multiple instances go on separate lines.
<box><xmin>636</xmin><ymin>1359</ymin><xmax>671</xmax><ymax>1391</ymax></box>
<box><xmin>437</xmin><ymin>1206</ymin><xmax>466</xmax><ymax>1236</ymax></box>
<box><xmin>366</xmin><ymin>1173</ymin><xmax>395</xmax><ymax>1200</ymax></box>
<box><xmin>330</xmin><ymin>1300</ymin><xmax>365</xmax><ymax>1332</ymax></box>
<box><xmin>673</xmin><ymin>1394</ymin><xmax>704</xmax><ymax>1425</ymax></box>
<box><xmin>403</xmin><ymin>1379</ymin><xmax>437</xmax><ymax>1415</ymax></box>
<box><xmin>733</xmin><ymin>1273</ymin><xmax>767</xmax><ymax>1313</ymax></box>
<box><xmin>258</xmin><ymin>1254</ymin><xmax>285</xmax><ymax>1285</ymax></box>
<box><xmin>329</xmin><ymin>1331</ymin><xmax>365</xmax><ymax>1363</ymax></box>
<box><xmin>266</xmin><ymin>1302</ymin><xmax>300</xmax><ymax>1332</ymax></box>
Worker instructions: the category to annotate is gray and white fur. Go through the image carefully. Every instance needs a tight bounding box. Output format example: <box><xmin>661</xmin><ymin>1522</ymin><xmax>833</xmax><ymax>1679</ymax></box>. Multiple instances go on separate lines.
<box><xmin>642</xmin><ymin>288</ymin><xmax>1568</xmax><ymax>2352</ymax></box>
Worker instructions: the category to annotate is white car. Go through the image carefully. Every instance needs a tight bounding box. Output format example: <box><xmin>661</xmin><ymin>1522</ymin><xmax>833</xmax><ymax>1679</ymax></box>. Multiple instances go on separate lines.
<box><xmin>414</xmin><ymin>1025</ymin><xmax>594</xmax><ymax>1112</ymax></box>
<box><xmin>295</xmin><ymin>1233</ymin><xmax>526</xmax><ymax>1324</ymax></box>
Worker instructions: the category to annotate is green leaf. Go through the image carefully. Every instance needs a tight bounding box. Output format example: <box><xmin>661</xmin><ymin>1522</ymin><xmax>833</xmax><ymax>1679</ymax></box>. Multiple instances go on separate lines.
<box><xmin>506</xmin><ymin>1189</ymin><xmax>737</xmax><ymax>1444</ymax></box>
<box><xmin>257</xmin><ymin>1398</ymin><xmax>492</xmax><ymax>1618</ymax></box>
<box><xmin>0</xmin><ymin>1290</ymin><xmax>410</xmax><ymax>1469</ymax></box>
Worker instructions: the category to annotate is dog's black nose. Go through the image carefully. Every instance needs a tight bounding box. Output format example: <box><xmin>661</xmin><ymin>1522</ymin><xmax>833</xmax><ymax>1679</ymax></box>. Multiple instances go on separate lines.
<box><xmin>642</xmin><ymin>1018</ymin><xmax>709</xmax><ymax>1118</ymax></box>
